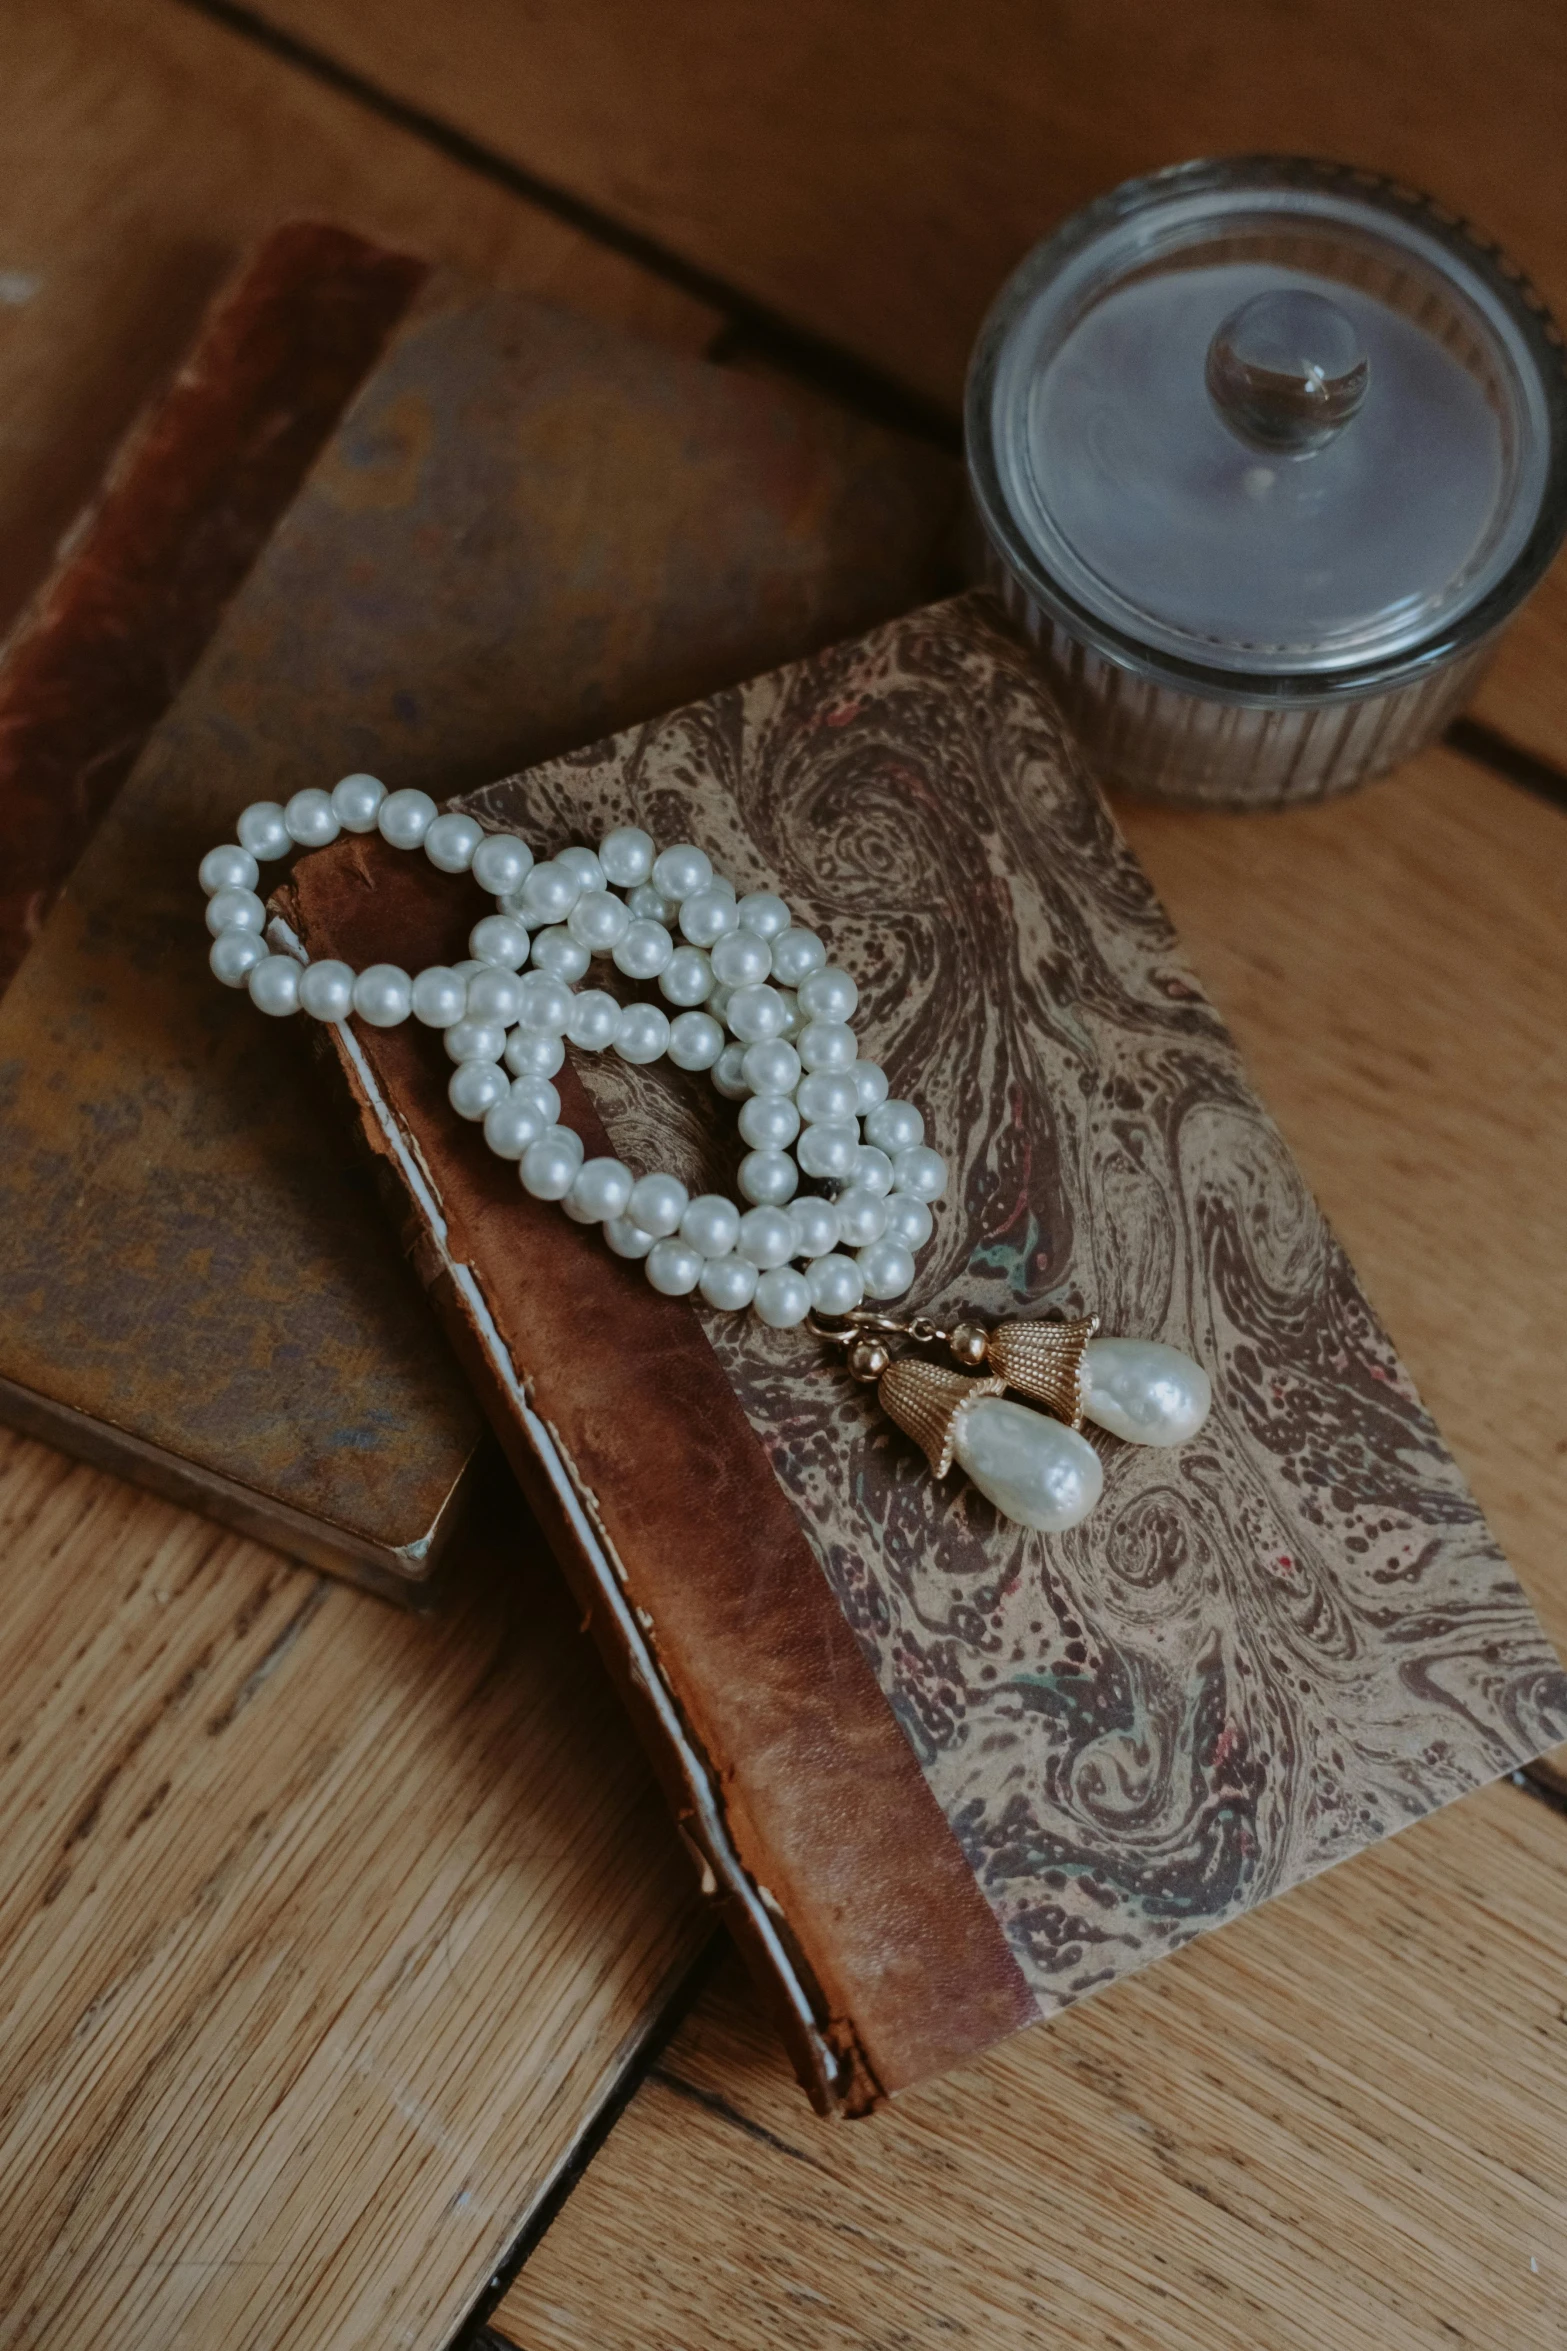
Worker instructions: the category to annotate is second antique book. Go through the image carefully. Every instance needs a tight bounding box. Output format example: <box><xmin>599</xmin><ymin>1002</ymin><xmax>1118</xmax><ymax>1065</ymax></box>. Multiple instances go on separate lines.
<box><xmin>279</xmin><ymin>593</ymin><xmax>1567</xmax><ymax>2114</ymax></box>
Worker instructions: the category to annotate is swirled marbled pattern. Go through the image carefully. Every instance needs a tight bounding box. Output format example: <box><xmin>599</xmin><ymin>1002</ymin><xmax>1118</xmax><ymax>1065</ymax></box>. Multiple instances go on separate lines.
<box><xmin>465</xmin><ymin>595</ymin><xmax>1567</xmax><ymax>2014</ymax></box>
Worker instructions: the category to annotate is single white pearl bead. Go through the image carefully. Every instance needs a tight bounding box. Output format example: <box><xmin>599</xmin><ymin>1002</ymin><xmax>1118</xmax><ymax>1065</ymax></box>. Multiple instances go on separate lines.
<box><xmin>444</xmin><ymin>1017</ymin><xmax>505</xmax><ymax>1065</ymax></box>
<box><xmin>465</xmin><ymin>966</ymin><xmax>525</xmax><ymax>1024</ymax></box>
<box><xmin>424</xmin><ymin>811</ymin><xmax>483</xmax><ymax>872</ymax></box>
<box><xmin>853</xmin><ymin>1145</ymin><xmax>895</xmax><ymax>1196</ymax></box>
<box><xmin>806</xmin><ymin>1251</ymin><xmax>865</xmax><ymax>1315</ymax></box>
<box><xmin>599</xmin><ymin>826</ymin><xmax>655</xmax><ymax>887</ymax></box>
<box><xmin>511</xmin><ymin>1077</ymin><xmax>562</xmax><ymax>1126</ymax></box>
<box><xmin>1080</xmin><ymin>1338</ymin><xmax>1213</xmax><ymax>1447</ymax></box>
<box><xmin>737</xmin><ymin>1206</ymin><xmax>795</xmax><ymax>1269</ymax></box>
<box><xmin>353</xmin><ymin>964</ymin><xmax>414</xmax><ymax>1026</ymax></box>
<box><xmin>667</xmin><ymin>1011</ymin><xmax>725</xmax><ymax>1070</ymax></box>
<box><xmin>557</xmin><ymin>845</ymin><xmax>606</xmax><ymax>896</ymax></box>
<box><xmin>737</xmin><ymin>891</ymin><xmax>790</xmax><ymax>940</ymax></box>
<box><xmin>482</xmin><ymin>1095</ymin><xmax>550</xmax><ymax>1158</ymax></box>
<box><xmin>646</xmin><ymin>1237</ymin><xmax>704</xmax><ymax>1295</ymax></box>
<box><xmin>725</xmin><ymin>984</ymin><xmax>787</xmax><ymax>1044</ymax></box>
<box><xmin>247</xmin><ymin>954</ymin><xmax>302</xmax><ymax>1016</ymax></box>
<box><xmin>469</xmin><ymin>914</ymin><xmax>530</xmax><ymax>969</ymax></box>
<box><xmin>206</xmin><ymin>886</ymin><xmax>265</xmax><ymax>938</ymax></box>
<box><xmin>741</xmin><ymin>1040</ymin><xmax>801</xmax><ymax>1096</ymax></box>
<box><xmin>519</xmin><ymin>861</ymin><xmax>579</xmax><ymax>924</ymax></box>
<box><xmin>788</xmin><ymin>1196</ymin><xmax>839</xmax><ymax>1259</ymax></box>
<box><xmin>881</xmin><ymin>1192</ymin><xmax>933</xmax><ymax>1250</ymax></box>
<box><xmin>795</xmin><ymin>1070</ymin><xmax>858</xmax><ymax>1124</ymax></box>
<box><xmin>739</xmin><ymin>1093</ymin><xmax>800</xmax><ymax>1151</ymax></box>
<box><xmin>710</xmin><ymin>930</ymin><xmax>771</xmax><ymax>987</ymax></box>
<box><xmin>706</xmin><ymin>873</ymin><xmax>736</xmax><ymax>901</ymax></box>
<box><xmin>652</xmin><ymin>843</ymin><xmax>711</xmax><ymax>903</ymax></box>
<box><xmin>679</xmin><ymin>886</ymin><xmax>739</xmax><ymax>946</ymax></box>
<box><xmin>614</xmin><ymin>1002</ymin><xmax>670</xmax><ymax>1064</ymax></box>
<box><xmin>628</xmin><ymin>1173</ymin><xmax>688</xmax><ymax>1237</ymax></box>
<box><xmin>612</xmin><ymin>918</ymin><xmax>674</xmax><ymax>980</ymax></box>
<box><xmin>569</xmin><ymin>889</ymin><xmax>631</xmax><ymax>953</ymax></box>
<box><xmin>567</xmin><ymin>990</ymin><xmax>622</xmax><ymax>1051</ymax></box>
<box><xmin>449</xmin><ymin>1061</ymin><xmax>509</xmax><ymax>1119</ymax></box>
<box><xmin>331</xmin><ymin>773</ymin><xmax>386</xmax><ymax>832</ymax></box>
<box><xmin>505</xmin><ymin>1030</ymin><xmax>565</xmax><ymax>1080</ymax></box>
<box><xmin>605</xmin><ymin>1216</ymin><xmax>656</xmax><ymax>1260</ymax></box>
<box><xmin>237</xmin><ymin>801</ymin><xmax>291</xmax><ymax>860</ymax></box>
<box><xmin>739</xmin><ymin>1150</ymin><xmax>798</xmax><ymax>1206</ymax></box>
<box><xmin>852</xmin><ymin>1061</ymin><xmax>890</xmax><ymax>1114</ymax></box>
<box><xmin>627</xmin><ymin>882</ymin><xmax>678</xmax><ymax>925</ymax></box>
<box><xmin>797</xmin><ymin>1122</ymin><xmax>859</xmax><ymax>1181</ymax></box>
<box><xmin>520</xmin><ymin>1134</ymin><xmax>581</xmax><ymax>1199</ymax></box>
<box><xmin>209</xmin><ymin>930</ymin><xmax>266</xmax><ymax>987</ymax></box>
<box><xmin>708</xmin><ymin>977</ymin><xmax>734</xmax><ymax>1025</ymax></box>
<box><xmin>285</xmin><ymin>787</ymin><xmax>341</xmax><ymax>849</ymax></box>
<box><xmin>797</xmin><ymin>965</ymin><xmax>858</xmax><ymax>1023</ymax></box>
<box><xmin>856</xmin><ymin>1237</ymin><xmax>916</xmax><ymax>1299</ymax></box>
<box><xmin>567</xmin><ymin>1157</ymin><xmax>634</xmax><ymax>1224</ymax></box>
<box><xmin>770</xmin><ymin>927</ymin><xmax>826</xmax><ymax>986</ymax></box>
<box><xmin>952</xmin><ymin>1399</ymin><xmax>1103</xmax><ymax>1533</ymax></box>
<box><xmin>471</xmin><ymin>832</ymin><xmax>534</xmax><ymax>895</ymax></box>
<box><xmin>699</xmin><ymin>1254</ymin><xmax>758</xmax><ymax>1312</ymax></box>
<box><xmin>754</xmin><ymin>1266</ymin><xmax>812</xmax><ymax>1328</ymax></box>
<box><xmin>529</xmin><ymin>927</ymin><xmax>591</xmax><ymax>982</ymax></box>
<box><xmin>710</xmin><ymin>1043</ymin><xmax>750</xmax><ymax>1100</ymax></box>
<box><xmin>834</xmin><ymin>1185</ymin><xmax>889</xmax><ymax>1247</ymax></box>
<box><xmin>681</xmin><ymin>1194</ymin><xmax>741</xmax><ymax>1257</ymax></box>
<box><xmin>775</xmin><ymin>989</ymin><xmax>803</xmax><ymax>1042</ymax></box>
<box><xmin>411</xmin><ymin>966</ymin><xmax>469</xmax><ymax>1027</ymax></box>
<box><xmin>798</xmin><ymin>1020</ymin><xmax>857</xmax><ymax>1073</ymax></box>
<box><xmin>866</xmin><ymin>1099</ymin><xmax>923</xmax><ymax>1154</ymax></box>
<box><xmin>515</xmin><ymin>972</ymin><xmax>574</xmax><ymax>1034</ymax></box>
<box><xmin>199</xmin><ymin>844</ymin><xmax>259</xmax><ymax>896</ymax></box>
<box><xmin>659</xmin><ymin>947</ymin><xmax>713</xmax><ymax>1006</ymax></box>
<box><xmin>453</xmin><ymin>960</ymin><xmax>486</xmax><ymax>980</ymax></box>
<box><xmin>377</xmin><ymin>788</ymin><xmax>438</xmax><ymax>849</ymax></box>
<box><xmin>298</xmin><ymin>959</ymin><xmax>355</xmax><ymax>1021</ymax></box>
<box><xmin>892</xmin><ymin>1144</ymin><xmax>947</xmax><ymax>1202</ymax></box>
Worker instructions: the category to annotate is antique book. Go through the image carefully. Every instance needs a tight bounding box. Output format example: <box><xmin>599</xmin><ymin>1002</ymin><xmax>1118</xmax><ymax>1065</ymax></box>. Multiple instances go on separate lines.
<box><xmin>0</xmin><ymin>249</ymin><xmax>955</xmax><ymax>1594</ymax></box>
<box><xmin>280</xmin><ymin>592</ymin><xmax>1567</xmax><ymax>2113</ymax></box>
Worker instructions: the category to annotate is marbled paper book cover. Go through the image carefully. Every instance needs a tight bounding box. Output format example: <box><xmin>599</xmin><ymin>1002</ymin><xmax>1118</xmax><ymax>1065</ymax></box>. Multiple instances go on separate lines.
<box><xmin>283</xmin><ymin>592</ymin><xmax>1567</xmax><ymax>2115</ymax></box>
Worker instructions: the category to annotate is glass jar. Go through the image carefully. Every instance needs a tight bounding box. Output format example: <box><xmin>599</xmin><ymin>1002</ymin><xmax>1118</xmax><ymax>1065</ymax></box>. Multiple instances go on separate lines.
<box><xmin>966</xmin><ymin>156</ymin><xmax>1567</xmax><ymax>807</ymax></box>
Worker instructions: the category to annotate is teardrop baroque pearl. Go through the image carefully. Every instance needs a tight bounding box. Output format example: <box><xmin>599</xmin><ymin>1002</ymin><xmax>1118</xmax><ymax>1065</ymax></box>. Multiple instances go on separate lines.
<box><xmin>1080</xmin><ymin>1337</ymin><xmax>1211</xmax><ymax>1447</ymax></box>
<box><xmin>951</xmin><ymin>1397</ymin><xmax>1103</xmax><ymax>1533</ymax></box>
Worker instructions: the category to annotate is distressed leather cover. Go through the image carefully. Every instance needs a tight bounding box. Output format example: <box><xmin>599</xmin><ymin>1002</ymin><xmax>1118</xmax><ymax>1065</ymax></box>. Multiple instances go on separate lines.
<box><xmin>0</xmin><ymin>264</ymin><xmax>956</xmax><ymax>1593</ymax></box>
<box><xmin>281</xmin><ymin>594</ymin><xmax>1567</xmax><ymax>2109</ymax></box>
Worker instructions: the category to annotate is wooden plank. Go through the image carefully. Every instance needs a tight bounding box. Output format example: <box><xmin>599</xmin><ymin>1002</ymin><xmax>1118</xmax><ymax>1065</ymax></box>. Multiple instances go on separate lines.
<box><xmin>256</xmin><ymin>0</ymin><xmax>1567</xmax><ymax>768</ymax></box>
<box><xmin>494</xmin><ymin>731</ymin><xmax>1567</xmax><ymax>2347</ymax></box>
<box><xmin>0</xmin><ymin>0</ymin><xmax>716</xmax><ymax>642</ymax></box>
<box><xmin>0</xmin><ymin>1441</ymin><xmax>703</xmax><ymax>2349</ymax></box>
<box><xmin>496</xmin><ymin>1773</ymin><xmax>1567</xmax><ymax>2351</ymax></box>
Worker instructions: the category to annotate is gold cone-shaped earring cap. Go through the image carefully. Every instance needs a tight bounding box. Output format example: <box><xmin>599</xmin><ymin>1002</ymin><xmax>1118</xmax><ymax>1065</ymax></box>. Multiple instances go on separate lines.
<box><xmin>879</xmin><ymin>1358</ymin><xmax>1005</xmax><ymax>1478</ymax></box>
<box><xmin>985</xmin><ymin>1314</ymin><xmax>1100</xmax><ymax>1429</ymax></box>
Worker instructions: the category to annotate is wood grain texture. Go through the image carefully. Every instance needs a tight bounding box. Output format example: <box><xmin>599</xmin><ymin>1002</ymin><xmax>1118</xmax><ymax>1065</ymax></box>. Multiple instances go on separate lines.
<box><xmin>0</xmin><ymin>1433</ymin><xmax>703</xmax><ymax>2350</ymax></box>
<box><xmin>260</xmin><ymin>0</ymin><xmax>1567</xmax><ymax>766</ymax></box>
<box><xmin>497</xmin><ymin>1774</ymin><xmax>1567</xmax><ymax>2351</ymax></box>
<box><xmin>0</xmin><ymin>0</ymin><xmax>718</xmax><ymax>645</ymax></box>
<box><xmin>462</xmin><ymin>596</ymin><xmax>1564</xmax><ymax>2035</ymax></box>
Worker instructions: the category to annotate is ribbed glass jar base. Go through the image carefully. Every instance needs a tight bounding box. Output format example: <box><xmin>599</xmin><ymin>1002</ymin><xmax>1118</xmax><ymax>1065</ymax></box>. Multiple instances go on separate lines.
<box><xmin>989</xmin><ymin>560</ymin><xmax>1494</xmax><ymax>809</ymax></box>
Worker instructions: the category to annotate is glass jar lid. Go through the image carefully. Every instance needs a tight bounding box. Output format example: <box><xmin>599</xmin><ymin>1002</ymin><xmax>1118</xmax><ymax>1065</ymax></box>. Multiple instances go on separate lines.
<box><xmin>968</xmin><ymin>157</ymin><xmax>1567</xmax><ymax>686</ymax></box>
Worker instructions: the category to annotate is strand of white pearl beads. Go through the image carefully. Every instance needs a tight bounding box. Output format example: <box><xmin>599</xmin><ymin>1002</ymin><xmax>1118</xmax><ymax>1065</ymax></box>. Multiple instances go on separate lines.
<box><xmin>201</xmin><ymin>773</ymin><xmax>947</xmax><ymax>1331</ymax></box>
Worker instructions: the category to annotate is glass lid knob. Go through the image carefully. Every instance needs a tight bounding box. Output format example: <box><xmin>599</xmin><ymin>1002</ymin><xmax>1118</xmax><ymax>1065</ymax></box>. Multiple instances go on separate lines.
<box><xmin>1205</xmin><ymin>288</ymin><xmax>1370</xmax><ymax>455</ymax></box>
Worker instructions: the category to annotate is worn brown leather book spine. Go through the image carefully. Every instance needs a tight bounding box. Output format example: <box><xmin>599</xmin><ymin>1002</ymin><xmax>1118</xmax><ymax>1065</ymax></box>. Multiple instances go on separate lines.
<box><xmin>279</xmin><ymin>593</ymin><xmax>1567</xmax><ymax>2112</ymax></box>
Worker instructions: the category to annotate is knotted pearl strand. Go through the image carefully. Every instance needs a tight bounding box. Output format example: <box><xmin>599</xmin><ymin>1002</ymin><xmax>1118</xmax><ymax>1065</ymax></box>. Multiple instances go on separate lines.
<box><xmin>202</xmin><ymin>774</ymin><xmax>947</xmax><ymax>1328</ymax></box>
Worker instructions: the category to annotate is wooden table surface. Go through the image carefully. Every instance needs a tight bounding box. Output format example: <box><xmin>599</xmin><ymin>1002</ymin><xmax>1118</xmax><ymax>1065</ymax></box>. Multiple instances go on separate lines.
<box><xmin>1</xmin><ymin>3</ymin><xmax>1565</xmax><ymax>2347</ymax></box>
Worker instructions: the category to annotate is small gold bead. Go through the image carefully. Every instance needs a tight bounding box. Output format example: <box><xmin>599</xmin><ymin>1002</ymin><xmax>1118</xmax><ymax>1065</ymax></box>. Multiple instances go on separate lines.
<box><xmin>948</xmin><ymin>1320</ymin><xmax>991</xmax><ymax>1369</ymax></box>
<box><xmin>847</xmin><ymin>1335</ymin><xmax>892</xmax><ymax>1382</ymax></box>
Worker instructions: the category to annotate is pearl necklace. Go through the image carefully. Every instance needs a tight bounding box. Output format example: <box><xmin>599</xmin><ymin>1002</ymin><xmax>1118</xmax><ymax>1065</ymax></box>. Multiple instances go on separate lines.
<box><xmin>200</xmin><ymin>771</ymin><xmax>1213</xmax><ymax>1533</ymax></box>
